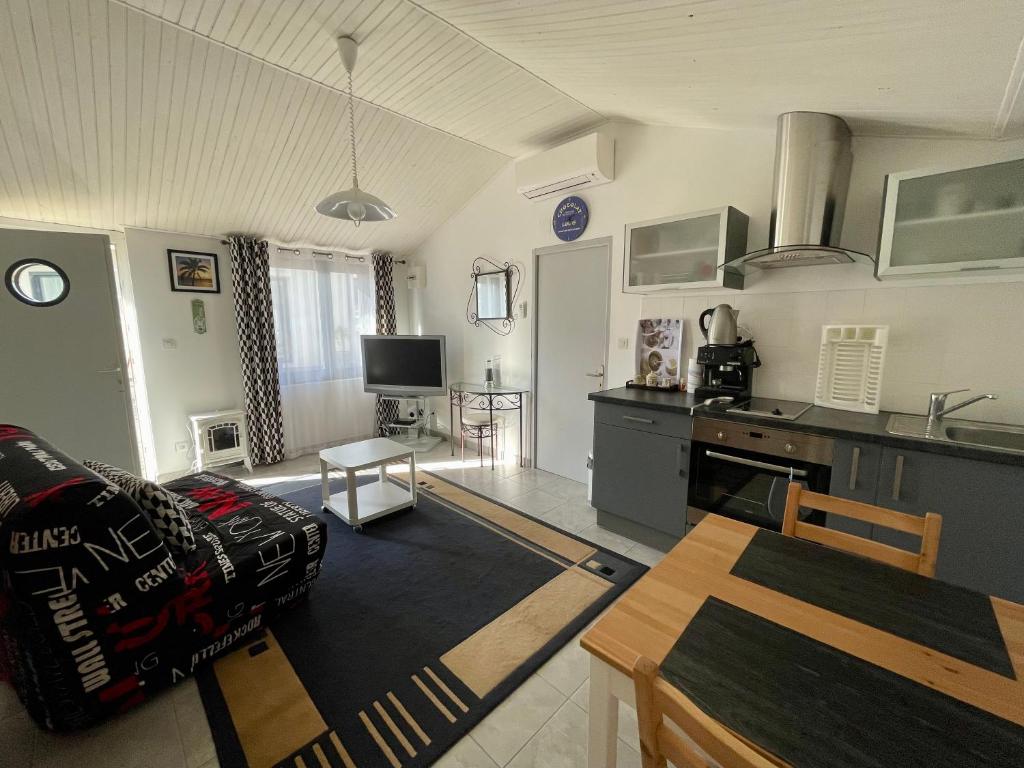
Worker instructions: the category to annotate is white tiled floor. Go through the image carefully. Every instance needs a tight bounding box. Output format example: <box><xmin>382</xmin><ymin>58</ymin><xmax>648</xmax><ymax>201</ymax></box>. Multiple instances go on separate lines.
<box><xmin>2</xmin><ymin>441</ymin><xmax>664</xmax><ymax>768</ymax></box>
<box><xmin>1</xmin><ymin>679</ymin><xmax>219</xmax><ymax>768</ymax></box>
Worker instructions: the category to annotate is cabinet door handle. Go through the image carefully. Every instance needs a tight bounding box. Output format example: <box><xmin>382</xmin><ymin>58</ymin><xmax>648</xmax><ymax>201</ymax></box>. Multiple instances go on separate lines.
<box><xmin>677</xmin><ymin>444</ymin><xmax>687</xmax><ymax>476</ymax></box>
<box><xmin>891</xmin><ymin>454</ymin><xmax>904</xmax><ymax>501</ymax></box>
<box><xmin>849</xmin><ymin>446</ymin><xmax>860</xmax><ymax>491</ymax></box>
<box><xmin>622</xmin><ymin>415</ymin><xmax>654</xmax><ymax>424</ymax></box>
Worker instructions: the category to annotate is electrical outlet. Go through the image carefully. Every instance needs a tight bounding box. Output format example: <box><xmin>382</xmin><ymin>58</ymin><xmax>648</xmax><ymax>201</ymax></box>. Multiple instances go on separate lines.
<box><xmin>617</xmin><ymin>336</ymin><xmax>631</xmax><ymax>350</ymax></box>
<box><xmin>174</xmin><ymin>441</ymin><xmax>189</xmax><ymax>453</ymax></box>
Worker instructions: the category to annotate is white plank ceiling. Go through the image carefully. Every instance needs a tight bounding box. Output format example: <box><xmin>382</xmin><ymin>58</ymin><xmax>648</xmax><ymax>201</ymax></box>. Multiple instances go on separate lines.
<box><xmin>1</xmin><ymin>0</ymin><xmax>1022</xmax><ymax>254</ymax></box>
<box><xmin>418</xmin><ymin>0</ymin><xmax>1024</xmax><ymax>139</ymax></box>
<box><xmin>0</xmin><ymin>0</ymin><xmax>518</xmax><ymax>254</ymax></box>
<box><xmin>115</xmin><ymin>0</ymin><xmax>604</xmax><ymax>157</ymax></box>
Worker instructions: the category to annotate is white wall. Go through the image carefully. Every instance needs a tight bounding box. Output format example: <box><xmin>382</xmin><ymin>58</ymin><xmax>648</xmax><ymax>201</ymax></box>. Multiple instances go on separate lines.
<box><xmin>124</xmin><ymin>228</ymin><xmax>244</xmax><ymax>479</ymax></box>
<box><xmin>412</xmin><ymin>121</ymin><xmax>1024</xmax><ymax>443</ymax></box>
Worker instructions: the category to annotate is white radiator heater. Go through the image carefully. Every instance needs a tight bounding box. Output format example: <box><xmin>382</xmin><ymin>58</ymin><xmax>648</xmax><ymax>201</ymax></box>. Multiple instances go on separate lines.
<box><xmin>189</xmin><ymin>409</ymin><xmax>253</xmax><ymax>472</ymax></box>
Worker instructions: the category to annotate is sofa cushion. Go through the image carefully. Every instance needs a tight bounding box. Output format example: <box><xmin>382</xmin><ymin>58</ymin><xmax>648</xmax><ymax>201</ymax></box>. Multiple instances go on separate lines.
<box><xmin>165</xmin><ymin>472</ymin><xmax>326</xmax><ymax>609</ymax></box>
<box><xmin>0</xmin><ymin>425</ymin><xmax>180</xmax><ymax>730</ymax></box>
<box><xmin>83</xmin><ymin>460</ymin><xmax>197</xmax><ymax>558</ymax></box>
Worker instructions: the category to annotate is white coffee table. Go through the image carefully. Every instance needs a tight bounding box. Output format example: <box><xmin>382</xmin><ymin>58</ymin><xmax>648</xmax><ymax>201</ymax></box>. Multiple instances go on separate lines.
<box><xmin>319</xmin><ymin>438</ymin><xmax>417</xmax><ymax>531</ymax></box>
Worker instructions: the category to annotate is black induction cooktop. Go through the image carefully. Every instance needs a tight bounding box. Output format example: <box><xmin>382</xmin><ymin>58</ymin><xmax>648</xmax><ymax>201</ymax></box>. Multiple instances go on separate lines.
<box><xmin>723</xmin><ymin>397</ymin><xmax>813</xmax><ymax>421</ymax></box>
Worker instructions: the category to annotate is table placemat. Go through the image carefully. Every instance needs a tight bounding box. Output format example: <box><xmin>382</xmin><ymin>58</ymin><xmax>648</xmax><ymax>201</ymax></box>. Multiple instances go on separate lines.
<box><xmin>730</xmin><ymin>529</ymin><xmax>1015</xmax><ymax>678</ymax></box>
<box><xmin>661</xmin><ymin>597</ymin><xmax>1024</xmax><ymax>768</ymax></box>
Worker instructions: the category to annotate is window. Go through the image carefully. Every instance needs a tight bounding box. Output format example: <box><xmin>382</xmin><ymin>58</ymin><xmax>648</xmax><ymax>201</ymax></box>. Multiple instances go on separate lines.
<box><xmin>269</xmin><ymin>256</ymin><xmax>375</xmax><ymax>385</ymax></box>
<box><xmin>5</xmin><ymin>259</ymin><xmax>70</xmax><ymax>306</ymax></box>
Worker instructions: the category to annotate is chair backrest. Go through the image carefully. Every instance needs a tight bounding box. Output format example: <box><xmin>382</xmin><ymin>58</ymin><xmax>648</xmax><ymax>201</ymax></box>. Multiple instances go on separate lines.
<box><xmin>781</xmin><ymin>482</ymin><xmax>942</xmax><ymax>577</ymax></box>
<box><xmin>633</xmin><ymin>656</ymin><xmax>778</xmax><ymax>768</ymax></box>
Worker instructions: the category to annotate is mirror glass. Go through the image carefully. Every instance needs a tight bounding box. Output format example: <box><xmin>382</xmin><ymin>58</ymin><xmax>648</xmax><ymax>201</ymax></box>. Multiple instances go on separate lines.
<box><xmin>5</xmin><ymin>260</ymin><xmax>70</xmax><ymax>306</ymax></box>
<box><xmin>476</xmin><ymin>270</ymin><xmax>509</xmax><ymax>320</ymax></box>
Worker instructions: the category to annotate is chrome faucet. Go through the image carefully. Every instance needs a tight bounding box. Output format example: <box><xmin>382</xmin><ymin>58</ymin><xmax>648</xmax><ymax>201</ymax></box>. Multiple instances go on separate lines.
<box><xmin>927</xmin><ymin>389</ymin><xmax>998</xmax><ymax>426</ymax></box>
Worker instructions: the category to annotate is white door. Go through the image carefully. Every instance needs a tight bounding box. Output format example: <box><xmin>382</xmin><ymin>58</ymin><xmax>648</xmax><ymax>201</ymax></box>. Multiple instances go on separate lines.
<box><xmin>0</xmin><ymin>228</ymin><xmax>138</xmax><ymax>470</ymax></box>
<box><xmin>534</xmin><ymin>239</ymin><xmax>610</xmax><ymax>482</ymax></box>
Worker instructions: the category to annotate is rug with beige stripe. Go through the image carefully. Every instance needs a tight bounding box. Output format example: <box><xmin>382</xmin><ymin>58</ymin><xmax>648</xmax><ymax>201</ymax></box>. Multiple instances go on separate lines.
<box><xmin>196</xmin><ymin>471</ymin><xmax>647</xmax><ymax>767</ymax></box>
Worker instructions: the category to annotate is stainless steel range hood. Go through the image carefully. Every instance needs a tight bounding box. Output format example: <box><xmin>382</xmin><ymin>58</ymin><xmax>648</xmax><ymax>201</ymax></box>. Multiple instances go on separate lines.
<box><xmin>725</xmin><ymin>112</ymin><xmax>874</xmax><ymax>273</ymax></box>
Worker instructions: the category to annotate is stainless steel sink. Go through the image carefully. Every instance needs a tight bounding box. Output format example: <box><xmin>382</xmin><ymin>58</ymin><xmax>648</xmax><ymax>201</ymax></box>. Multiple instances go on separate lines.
<box><xmin>887</xmin><ymin>414</ymin><xmax>1024</xmax><ymax>454</ymax></box>
<box><xmin>944</xmin><ymin>426</ymin><xmax>1024</xmax><ymax>452</ymax></box>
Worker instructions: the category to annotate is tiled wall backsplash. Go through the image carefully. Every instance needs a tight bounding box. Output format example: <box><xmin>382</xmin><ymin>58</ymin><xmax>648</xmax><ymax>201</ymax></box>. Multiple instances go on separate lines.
<box><xmin>641</xmin><ymin>281</ymin><xmax>1024</xmax><ymax>424</ymax></box>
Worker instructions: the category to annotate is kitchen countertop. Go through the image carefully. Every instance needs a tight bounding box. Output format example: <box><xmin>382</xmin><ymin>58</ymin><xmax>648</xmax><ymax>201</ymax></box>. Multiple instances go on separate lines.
<box><xmin>589</xmin><ymin>387</ymin><xmax>1024</xmax><ymax>467</ymax></box>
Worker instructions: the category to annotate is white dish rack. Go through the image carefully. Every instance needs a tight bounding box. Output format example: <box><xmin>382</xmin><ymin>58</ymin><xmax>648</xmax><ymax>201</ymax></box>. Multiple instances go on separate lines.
<box><xmin>814</xmin><ymin>325</ymin><xmax>889</xmax><ymax>414</ymax></box>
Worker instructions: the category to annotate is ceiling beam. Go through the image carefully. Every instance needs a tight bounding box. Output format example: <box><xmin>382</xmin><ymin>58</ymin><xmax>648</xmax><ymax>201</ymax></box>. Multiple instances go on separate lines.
<box><xmin>994</xmin><ymin>34</ymin><xmax>1024</xmax><ymax>139</ymax></box>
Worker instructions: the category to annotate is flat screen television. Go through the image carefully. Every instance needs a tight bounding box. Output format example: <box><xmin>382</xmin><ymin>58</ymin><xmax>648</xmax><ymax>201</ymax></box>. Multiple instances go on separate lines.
<box><xmin>361</xmin><ymin>335</ymin><xmax>447</xmax><ymax>397</ymax></box>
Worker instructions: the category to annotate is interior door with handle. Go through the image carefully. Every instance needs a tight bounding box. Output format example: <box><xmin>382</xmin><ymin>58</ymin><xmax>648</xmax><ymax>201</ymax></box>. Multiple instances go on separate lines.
<box><xmin>585</xmin><ymin>363</ymin><xmax>605</xmax><ymax>388</ymax></box>
<box><xmin>533</xmin><ymin>239</ymin><xmax>611</xmax><ymax>482</ymax></box>
<box><xmin>0</xmin><ymin>228</ymin><xmax>138</xmax><ymax>471</ymax></box>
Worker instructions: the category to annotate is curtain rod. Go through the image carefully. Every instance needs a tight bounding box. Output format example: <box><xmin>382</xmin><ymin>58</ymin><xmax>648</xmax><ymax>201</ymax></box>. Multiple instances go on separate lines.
<box><xmin>260</xmin><ymin>244</ymin><xmax>405</xmax><ymax>264</ymax></box>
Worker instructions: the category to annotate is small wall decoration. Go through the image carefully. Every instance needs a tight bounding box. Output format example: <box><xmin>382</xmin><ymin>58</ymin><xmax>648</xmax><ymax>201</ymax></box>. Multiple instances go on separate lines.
<box><xmin>552</xmin><ymin>195</ymin><xmax>589</xmax><ymax>242</ymax></box>
<box><xmin>168</xmin><ymin>249</ymin><xmax>220</xmax><ymax>293</ymax></box>
<box><xmin>191</xmin><ymin>299</ymin><xmax>208</xmax><ymax>334</ymax></box>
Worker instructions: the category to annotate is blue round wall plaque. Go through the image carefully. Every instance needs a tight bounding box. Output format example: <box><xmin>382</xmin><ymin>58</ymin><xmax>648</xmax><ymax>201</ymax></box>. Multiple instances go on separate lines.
<box><xmin>552</xmin><ymin>196</ymin><xmax>589</xmax><ymax>242</ymax></box>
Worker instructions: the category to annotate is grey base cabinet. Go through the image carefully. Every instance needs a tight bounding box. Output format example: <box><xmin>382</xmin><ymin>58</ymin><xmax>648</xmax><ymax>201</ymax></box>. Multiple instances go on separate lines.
<box><xmin>827</xmin><ymin>440</ymin><xmax>883</xmax><ymax>539</ymax></box>
<box><xmin>591</xmin><ymin>405</ymin><xmax>691</xmax><ymax>539</ymax></box>
<box><xmin>590</xmin><ymin>397</ymin><xmax>1024</xmax><ymax>602</ymax></box>
<box><xmin>874</xmin><ymin>447</ymin><xmax>1024</xmax><ymax>603</ymax></box>
<box><xmin>827</xmin><ymin>440</ymin><xmax>1023</xmax><ymax>603</ymax></box>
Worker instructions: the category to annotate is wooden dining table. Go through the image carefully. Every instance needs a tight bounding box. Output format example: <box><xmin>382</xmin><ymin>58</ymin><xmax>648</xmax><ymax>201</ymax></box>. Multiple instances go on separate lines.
<box><xmin>581</xmin><ymin>514</ymin><xmax>1024</xmax><ymax>767</ymax></box>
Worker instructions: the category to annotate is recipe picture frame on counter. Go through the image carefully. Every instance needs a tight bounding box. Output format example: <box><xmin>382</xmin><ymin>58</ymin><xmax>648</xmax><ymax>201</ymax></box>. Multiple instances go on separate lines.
<box><xmin>636</xmin><ymin>317</ymin><xmax>684</xmax><ymax>388</ymax></box>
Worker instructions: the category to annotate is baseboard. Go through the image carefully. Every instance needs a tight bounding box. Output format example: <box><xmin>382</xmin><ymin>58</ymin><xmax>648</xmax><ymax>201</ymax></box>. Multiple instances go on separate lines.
<box><xmin>595</xmin><ymin>510</ymin><xmax>679</xmax><ymax>552</ymax></box>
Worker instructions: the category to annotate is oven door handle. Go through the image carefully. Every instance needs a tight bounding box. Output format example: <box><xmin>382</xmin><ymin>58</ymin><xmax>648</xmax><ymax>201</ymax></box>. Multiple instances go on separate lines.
<box><xmin>704</xmin><ymin>449</ymin><xmax>809</xmax><ymax>478</ymax></box>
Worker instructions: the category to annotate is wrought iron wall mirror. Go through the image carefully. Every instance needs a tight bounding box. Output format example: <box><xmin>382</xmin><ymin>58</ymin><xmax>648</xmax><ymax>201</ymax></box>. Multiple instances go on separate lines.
<box><xmin>467</xmin><ymin>256</ymin><xmax>521</xmax><ymax>336</ymax></box>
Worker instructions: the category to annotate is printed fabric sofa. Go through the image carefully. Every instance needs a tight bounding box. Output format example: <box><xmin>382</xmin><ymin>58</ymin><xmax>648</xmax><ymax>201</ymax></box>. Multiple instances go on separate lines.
<box><xmin>0</xmin><ymin>425</ymin><xmax>327</xmax><ymax>731</ymax></box>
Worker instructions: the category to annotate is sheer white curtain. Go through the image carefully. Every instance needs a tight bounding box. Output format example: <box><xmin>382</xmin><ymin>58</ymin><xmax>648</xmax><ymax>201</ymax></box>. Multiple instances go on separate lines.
<box><xmin>269</xmin><ymin>250</ymin><xmax>376</xmax><ymax>458</ymax></box>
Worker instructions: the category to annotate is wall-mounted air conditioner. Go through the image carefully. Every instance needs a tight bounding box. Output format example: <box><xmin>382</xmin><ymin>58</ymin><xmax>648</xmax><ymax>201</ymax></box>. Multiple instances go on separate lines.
<box><xmin>515</xmin><ymin>132</ymin><xmax>614</xmax><ymax>200</ymax></box>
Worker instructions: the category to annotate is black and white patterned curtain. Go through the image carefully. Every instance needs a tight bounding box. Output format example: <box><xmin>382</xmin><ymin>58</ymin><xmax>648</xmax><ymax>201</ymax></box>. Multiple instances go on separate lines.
<box><xmin>229</xmin><ymin>236</ymin><xmax>285</xmax><ymax>465</ymax></box>
<box><xmin>371</xmin><ymin>251</ymin><xmax>400</xmax><ymax>437</ymax></box>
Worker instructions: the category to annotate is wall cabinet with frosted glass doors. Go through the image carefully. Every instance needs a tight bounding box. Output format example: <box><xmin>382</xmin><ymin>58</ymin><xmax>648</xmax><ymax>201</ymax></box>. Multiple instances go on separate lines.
<box><xmin>623</xmin><ymin>206</ymin><xmax>748</xmax><ymax>293</ymax></box>
<box><xmin>876</xmin><ymin>156</ymin><xmax>1024</xmax><ymax>278</ymax></box>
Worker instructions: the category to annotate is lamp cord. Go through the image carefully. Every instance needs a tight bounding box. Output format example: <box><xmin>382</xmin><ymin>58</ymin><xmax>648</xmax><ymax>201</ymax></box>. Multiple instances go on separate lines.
<box><xmin>346</xmin><ymin>69</ymin><xmax>359</xmax><ymax>191</ymax></box>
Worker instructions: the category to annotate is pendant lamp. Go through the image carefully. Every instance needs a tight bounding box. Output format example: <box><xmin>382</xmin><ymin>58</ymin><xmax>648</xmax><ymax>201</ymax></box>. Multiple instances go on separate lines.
<box><xmin>315</xmin><ymin>36</ymin><xmax>396</xmax><ymax>226</ymax></box>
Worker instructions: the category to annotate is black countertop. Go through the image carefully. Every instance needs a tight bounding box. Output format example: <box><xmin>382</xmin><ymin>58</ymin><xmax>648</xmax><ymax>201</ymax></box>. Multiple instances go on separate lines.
<box><xmin>589</xmin><ymin>387</ymin><xmax>1024</xmax><ymax>467</ymax></box>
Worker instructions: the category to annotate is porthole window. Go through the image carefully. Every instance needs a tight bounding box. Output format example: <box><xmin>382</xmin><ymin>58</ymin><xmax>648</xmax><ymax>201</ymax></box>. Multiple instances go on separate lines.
<box><xmin>4</xmin><ymin>259</ymin><xmax>70</xmax><ymax>307</ymax></box>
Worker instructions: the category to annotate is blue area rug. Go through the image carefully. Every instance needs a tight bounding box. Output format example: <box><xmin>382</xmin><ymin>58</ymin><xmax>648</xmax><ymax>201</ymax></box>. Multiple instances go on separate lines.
<box><xmin>197</xmin><ymin>473</ymin><xmax>646</xmax><ymax>767</ymax></box>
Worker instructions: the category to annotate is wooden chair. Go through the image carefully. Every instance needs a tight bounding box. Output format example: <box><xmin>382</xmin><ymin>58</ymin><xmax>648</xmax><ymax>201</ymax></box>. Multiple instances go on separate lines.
<box><xmin>782</xmin><ymin>482</ymin><xmax>942</xmax><ymax>577</ymax></box>
<box><xmin>633</xmin><ymin>656</ymin><xmax>778</xmax><ymax>768</ymax></box>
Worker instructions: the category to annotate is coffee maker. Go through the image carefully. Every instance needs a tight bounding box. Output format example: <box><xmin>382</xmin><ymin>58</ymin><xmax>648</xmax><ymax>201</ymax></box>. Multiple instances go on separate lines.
<box><xmin>694</xmin><ymin>341</ymin><xmax>760</xmax><ymax>400</ymax></box>
<box><xmin>694</xmin><ymin>304</ymin><xmax>760</xmax><ymax>400</ymax></box>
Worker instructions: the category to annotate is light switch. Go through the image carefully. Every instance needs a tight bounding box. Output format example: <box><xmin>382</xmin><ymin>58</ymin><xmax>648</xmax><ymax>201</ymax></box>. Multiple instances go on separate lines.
<box><xmin>162</xmin><ymin>338</ymin><xmax>178</xmax><ymax>350</ymax></box>
<box><xmin>617</xmin><ymin>337</ymin><xmax>631</xmax><ymax>350</ymax></box>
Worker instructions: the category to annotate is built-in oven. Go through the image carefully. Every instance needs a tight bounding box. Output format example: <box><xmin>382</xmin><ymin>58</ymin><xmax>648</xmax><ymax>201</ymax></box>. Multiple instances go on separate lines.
<box><xmin>688</xmin><ymin>417</ymin><xmax>834</xmax><ymax>531</ymax></box>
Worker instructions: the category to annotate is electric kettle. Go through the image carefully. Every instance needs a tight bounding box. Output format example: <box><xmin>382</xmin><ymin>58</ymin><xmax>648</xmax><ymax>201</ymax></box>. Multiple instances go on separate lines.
<box><xmin>698</xmin><ymin>304</ymin><xmax>741</xmax><ymax>345</ymax></box>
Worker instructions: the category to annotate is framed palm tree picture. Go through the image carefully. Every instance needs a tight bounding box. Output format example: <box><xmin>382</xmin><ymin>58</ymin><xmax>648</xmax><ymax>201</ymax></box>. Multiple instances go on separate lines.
<box><xmin>168</xmin><ymin>249</ymin><xmax>220</xmax><ymax>293</ymax></box>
